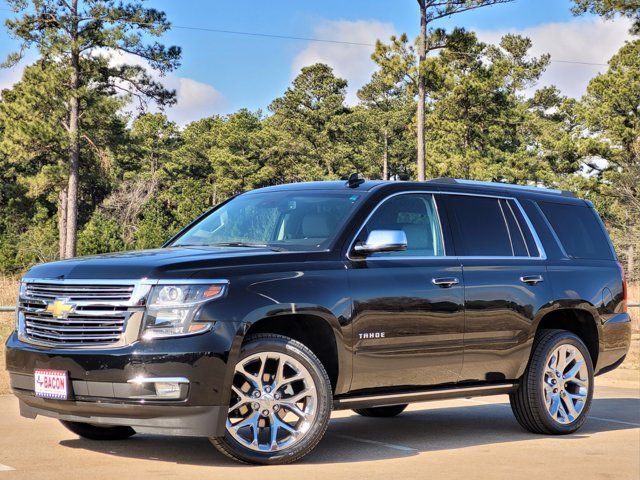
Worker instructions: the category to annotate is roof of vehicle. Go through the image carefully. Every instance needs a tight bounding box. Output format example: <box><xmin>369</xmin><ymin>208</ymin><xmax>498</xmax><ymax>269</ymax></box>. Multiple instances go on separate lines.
<box><xmin>249</xmin><ymin>178</ymin><xmax>585</xmax><ymax>204</ymax></box>
<box><xmin>248</xmin><ymin>180</ymin><xmax>387</xmax><ymax>193</ymax></box>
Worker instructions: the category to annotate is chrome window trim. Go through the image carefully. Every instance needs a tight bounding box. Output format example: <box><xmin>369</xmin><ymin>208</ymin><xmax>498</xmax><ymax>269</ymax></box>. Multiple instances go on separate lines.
<box><xmin>347</xmin><ymin>192</ymin><xmax>446</xmax><ymax>262</ymax></box>
<box><xmin>498</xmin><ymin>199</ymin><xmax>515</xmax><ymax>256</ymax></box>
<box><xmin>347</xmin><ymin>190</ymin><xmax>547</xmax><ymax>261</ymax></box>
<box><xmin>505</xmin><ymin>199</ymin><xmax>531</xmax><ymax>257</ymax></box>
<box><xmin>431</xmin><ymin>192</ymin><xmax>447</xmax><ymax>256</ymax></box>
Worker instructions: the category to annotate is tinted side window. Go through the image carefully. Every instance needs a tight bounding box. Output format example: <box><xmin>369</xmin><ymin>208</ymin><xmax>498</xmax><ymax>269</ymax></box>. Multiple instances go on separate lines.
<box><xmin>446</xmin><ymin>195</ymin><xmax>513</xmax><ymax>256</ymax></box>
<box><xmin>359</xmin><ymin>194</ymin><xmax>444</xmax><ymax>257</ymax></box>
<box><xmin>538</xmin><ymin>201</ymin><xmax>614</xmax><ymax>260</ymax></box>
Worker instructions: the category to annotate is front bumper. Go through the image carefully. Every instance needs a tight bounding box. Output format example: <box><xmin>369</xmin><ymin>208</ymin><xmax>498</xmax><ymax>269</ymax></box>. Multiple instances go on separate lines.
<box><xmin>17</xmin><ymin>396</ymin><xmax>225</xmax><ymax>436</ymax></box>
<box><xmin>5</xmin><ymin>321</ymin><xmax>240</xmax><ymax>437</ymax></box>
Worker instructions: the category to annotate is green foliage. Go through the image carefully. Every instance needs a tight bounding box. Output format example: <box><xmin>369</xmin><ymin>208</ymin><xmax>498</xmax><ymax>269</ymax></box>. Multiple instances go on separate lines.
<box><xmin>134</xmin><ymin>199</ymin><xmax>176</xmax><ymax>250</ymax></box>
<box><xmin>14</xmin><ymin>207</ymin><xmax>59</xmax><ymax>268</ymax></box>
<box><xmin>0</xmin><ymin>18</ymin><xmax>637</xmax><ymax>281</ymax></box>
<box><xmin>267</xmin><ymin>64</ymin><xmax>352</xmax><ymax>179</ymax></box>
<box><xmin>577</xmin><ymin>40</ymin><xmax>640</xmax><ymax>279</ymax></box>
<box><xmin>3</xmin><ymin>0</ymin><xmax>181</xmax><ymax>99</ymax></box>
<box><xmin>78</xmin><ymin>211</ymin><xmax>125</xmax><ymax>256</ymax></box>
<box><xmin>572</xmin><ymin>0</ymin><xmax>640</xmax><ymax>34</ymax></box>
<box><xmin>2</xmin><ymin>0</ymin><xmax>182</xmax><ymax>259</ymax></box>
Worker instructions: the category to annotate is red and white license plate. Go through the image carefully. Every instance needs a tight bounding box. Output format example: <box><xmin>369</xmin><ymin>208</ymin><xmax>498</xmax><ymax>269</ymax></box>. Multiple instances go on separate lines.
<box><xmin>34</xmin><ymin>369</ymin><xmax>68</xmax><ymax>400</ymax></box>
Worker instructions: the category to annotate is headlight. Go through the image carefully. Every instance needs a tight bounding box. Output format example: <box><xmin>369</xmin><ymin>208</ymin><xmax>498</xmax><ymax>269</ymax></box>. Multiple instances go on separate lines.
<box><xmin>142</xmin><ymin>282</ymin><xmax>227</xmax><ymax>339</ymax></box>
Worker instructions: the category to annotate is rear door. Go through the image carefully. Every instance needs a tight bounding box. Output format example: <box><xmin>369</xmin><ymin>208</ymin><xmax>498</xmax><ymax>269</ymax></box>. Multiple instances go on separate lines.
<box><xmin>440</xmin><ymin>193</ymin><xmax>552</xmax><ymax>382</ymax></box>
<box><xmin>347</xmin><ymin>192</ymin><xmax>465</xmax><ymax>390</ymax></box>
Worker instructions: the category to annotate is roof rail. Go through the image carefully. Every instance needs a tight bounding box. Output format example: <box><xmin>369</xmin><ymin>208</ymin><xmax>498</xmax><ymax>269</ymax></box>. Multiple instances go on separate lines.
<box><xmin>426</xmin><ymin>178</ymin><xmax>575</xmax><ymax>197</ymax></box>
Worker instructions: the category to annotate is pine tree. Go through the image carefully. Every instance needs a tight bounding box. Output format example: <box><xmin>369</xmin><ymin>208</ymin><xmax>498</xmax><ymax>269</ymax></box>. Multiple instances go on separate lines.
<box><xmin>411</xmin><ymin>1</ymin><xmax>514</xmax><ymax>180</ymax></box>
<box><xmin>3</xmin><ymin>0</ymin><xmax>180</xmax><ymax>258</ymax></box>
<box><xmin>578</xmin><ymin>40</ymin><xmax>640</xmax><ymax>279</ymax></box>
<box><xmin>572</xmin><ymin>0</ymin><xmax>640</xmax><ymax>34</ymax></box>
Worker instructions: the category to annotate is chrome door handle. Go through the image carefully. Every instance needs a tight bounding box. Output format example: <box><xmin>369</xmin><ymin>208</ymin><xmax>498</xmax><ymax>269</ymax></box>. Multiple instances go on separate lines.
<box><xmin>432</xmin><ymin>277</ymin><xmax>460</xmax><ymax>288</ymax></box>
<box><xmin>520</xmin><ymin>275</ymin><xmax>544</xmax><ymax>285</ymax></box>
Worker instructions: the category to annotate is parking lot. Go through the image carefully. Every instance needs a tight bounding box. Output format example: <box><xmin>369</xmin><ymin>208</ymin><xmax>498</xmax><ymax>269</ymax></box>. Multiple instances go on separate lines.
<box><xmin>0</xmin><ymin>373</ymin><xmax>638</xmax><ymax>480</ymax></box>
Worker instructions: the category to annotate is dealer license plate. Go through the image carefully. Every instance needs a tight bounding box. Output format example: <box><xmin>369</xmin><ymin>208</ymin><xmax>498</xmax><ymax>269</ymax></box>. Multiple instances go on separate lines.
<box><xmin>34</xmin><ymin>369</ymin><xmax>69</xmax><ymax>400</ymax></box>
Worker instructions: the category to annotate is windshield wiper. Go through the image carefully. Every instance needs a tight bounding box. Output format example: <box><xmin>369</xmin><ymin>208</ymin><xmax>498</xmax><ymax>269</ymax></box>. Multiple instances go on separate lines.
<box><xmin>209</xmin><ymin>242</ymin><xmax>287</xmax><ymax>252</ymax></box>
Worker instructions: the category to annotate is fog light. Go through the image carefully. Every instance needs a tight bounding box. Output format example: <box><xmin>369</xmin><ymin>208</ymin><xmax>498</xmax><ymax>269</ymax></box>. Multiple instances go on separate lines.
<box><xmin>127</xmin><ymin>376</ymin><xmax>189</xmax><ymax>400</ymax></box>
<box><xmin>155</xmin><ymin>382</ymin><xmax>182</xmax><ymax>399</ymax></box>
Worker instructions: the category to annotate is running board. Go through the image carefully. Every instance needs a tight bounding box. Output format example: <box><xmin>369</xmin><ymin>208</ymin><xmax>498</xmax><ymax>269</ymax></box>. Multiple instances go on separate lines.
<box><xmin>333</xmin><ymin>383</ymin><xmax>517</xmax><ymax>410</ymax></box>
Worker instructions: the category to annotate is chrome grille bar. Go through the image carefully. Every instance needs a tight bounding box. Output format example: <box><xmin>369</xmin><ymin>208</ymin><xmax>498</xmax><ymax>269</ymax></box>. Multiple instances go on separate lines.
<box><xmin>19</xmin><ymin>280</ymin><xmax>138</xmax><ymax>346</ymax></box>
<box><xmin>25</xmin><ymin>331</ymin><xmax>123</xmax><ymax>342</ymax></box>
<box><xmin>24</xmin><ymin>283</ymin><xmax>134</xmax><ymax>302</ymax></box>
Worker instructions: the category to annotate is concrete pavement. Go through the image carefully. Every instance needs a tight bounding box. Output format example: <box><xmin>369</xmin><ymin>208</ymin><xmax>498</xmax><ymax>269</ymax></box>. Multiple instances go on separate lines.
<box><xmin>0</xmin><ymin>378</ymin><xmax>638</xmax><ymax>480</ymax></box>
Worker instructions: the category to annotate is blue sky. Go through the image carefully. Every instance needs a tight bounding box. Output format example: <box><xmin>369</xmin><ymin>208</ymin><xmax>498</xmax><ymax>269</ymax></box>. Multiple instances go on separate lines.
<box><xmin>0</xmin><ymin>0</ymin><xmax>634</xmax><ymax>123</ymax></box>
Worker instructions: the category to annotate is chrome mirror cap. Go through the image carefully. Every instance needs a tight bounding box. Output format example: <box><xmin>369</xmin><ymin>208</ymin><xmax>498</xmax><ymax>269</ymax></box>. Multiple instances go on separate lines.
<box><xmin>353</xmin><ymin>230</ymin><xmax>408</xmax><ymax>256</ymax></box>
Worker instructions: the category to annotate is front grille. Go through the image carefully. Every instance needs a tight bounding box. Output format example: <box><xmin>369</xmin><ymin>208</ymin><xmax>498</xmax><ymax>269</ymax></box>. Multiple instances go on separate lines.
<box><xmin>23</xmin><ymin>309</ymin><xmax>127</xmax><ymax>345</ymax></box>
<box><xmin>24</xmin><ymin>282</ymin><xmax>135</xmax><ymax>302</ymax></box>
<box><xmin>19</xmin><ymin>281</ymin><xmax>137</xmax><ymax>346</ymax></box>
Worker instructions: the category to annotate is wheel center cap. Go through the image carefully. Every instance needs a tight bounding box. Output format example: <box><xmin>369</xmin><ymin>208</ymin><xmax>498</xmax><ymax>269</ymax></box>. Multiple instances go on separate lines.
<box><xmin>259</xmin><ymin>393</ymin><xmax>275</xmax><ymax>409</ymax></box>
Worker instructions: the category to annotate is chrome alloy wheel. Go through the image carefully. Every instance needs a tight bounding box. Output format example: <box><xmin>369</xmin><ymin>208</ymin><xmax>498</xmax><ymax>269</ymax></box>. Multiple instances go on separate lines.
<box><xmin>543</xmin><ymin>344</ymin><xmax>589</xmax><ymax>424</ymax></box>
<box><xmin>226</xmin><ymin>352</ymin><xmax>318</xmax><ymax>452</ymax></box>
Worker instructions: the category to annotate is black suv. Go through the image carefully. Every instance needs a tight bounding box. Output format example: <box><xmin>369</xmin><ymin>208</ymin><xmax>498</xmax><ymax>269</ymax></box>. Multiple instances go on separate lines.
<box><xmin>5</xmin><ymin>177</ymin><xmax>631</xmax><ymax>464</ymax></box>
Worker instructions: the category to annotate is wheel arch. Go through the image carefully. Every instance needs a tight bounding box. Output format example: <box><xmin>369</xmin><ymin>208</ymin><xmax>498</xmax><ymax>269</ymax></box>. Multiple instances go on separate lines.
<box><xmin>229</xmin><ymin>305</ymin><xmax>349</xmax><ymax>396</ymax></box>
<box><xmin>534</xmin><ymin>307</ymin><xmax>600</xmax><ymax>368</ymax></box>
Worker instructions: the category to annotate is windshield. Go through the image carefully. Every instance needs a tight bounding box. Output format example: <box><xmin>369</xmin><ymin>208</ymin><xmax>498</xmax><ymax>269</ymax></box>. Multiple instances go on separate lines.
<box><xmin>171</xmin><ymin>191</ymin><xmax>363</xmax><ymax>251</ymax></box>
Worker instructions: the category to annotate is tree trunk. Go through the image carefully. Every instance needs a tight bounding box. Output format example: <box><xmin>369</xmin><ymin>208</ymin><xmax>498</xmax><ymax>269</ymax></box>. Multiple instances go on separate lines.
<box><xmin>65</xmin><ymin>0</ymin><xmax>80</xmax><ymax>258</ymax></box>
<box><xmin>382</xmin><ymin>129</ymin><xmax>389</xmax><ymax>181</ymax></box>
<box><xmin>416</xmin><ymin>0</ymin><xmax>427</xmax><ymax>181</ymax></box>
<box><xmin>58</xmin><ymin>188</ymin><xmax>67</xmax><ymax>259</ymax></box>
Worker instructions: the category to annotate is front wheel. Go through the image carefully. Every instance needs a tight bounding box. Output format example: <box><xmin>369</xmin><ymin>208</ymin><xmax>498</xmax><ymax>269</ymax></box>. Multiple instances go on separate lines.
<box><xmin>210</xmin><ymin>334</ymin><xmax>332</xmax><ymax>465</ymax></box>
<box><xmin>60</xmin><ymin>421</ymin><xmax>136</xmax><ymax>440</ymax></box>
<box><xmin>510</xmin><ymin>329</ymin><xmax>594</xmax><ymax>435</ymax></box>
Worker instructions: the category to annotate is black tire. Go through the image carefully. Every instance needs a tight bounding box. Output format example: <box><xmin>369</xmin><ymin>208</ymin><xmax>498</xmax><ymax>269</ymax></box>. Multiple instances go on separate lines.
<box><xmin>210</xmin><ymin>334</ymin><xmax>332</xmax><ymax>465</ymax></box>
<box><xmin>353</xmin><ymin>404</ymin><xmax>408</xmax><ymax>417</ymax></box>
<box><xmin>60</xmin><ymin>420</ymin><xmax>136</xmax><ymax>440</ymax></box>
<box><xmin>510</xmin><ymin>329</ymin><xmax>594</xmax><ymax>435</ymax></box>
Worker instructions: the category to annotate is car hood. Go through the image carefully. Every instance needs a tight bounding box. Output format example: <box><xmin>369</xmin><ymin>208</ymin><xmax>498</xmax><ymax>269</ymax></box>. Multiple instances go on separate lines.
<box><xmin>24</xmin><ymin>246</ymin><xmax>296</xmax><ymax>280</ymax></box>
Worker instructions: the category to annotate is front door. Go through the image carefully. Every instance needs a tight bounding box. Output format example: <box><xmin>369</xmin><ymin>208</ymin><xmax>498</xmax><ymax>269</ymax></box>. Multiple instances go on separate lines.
<box><xmin>348</xmin><ymin>193</ymin><xmax>464</xmax><ymax>391</ymax></box>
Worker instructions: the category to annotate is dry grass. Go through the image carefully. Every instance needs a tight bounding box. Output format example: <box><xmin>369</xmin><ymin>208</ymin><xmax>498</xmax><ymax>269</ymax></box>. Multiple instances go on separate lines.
<box><xmin>0</xmin><ymin>277</ymin><xmax>18</xmax><ymax>394</ymax></box>
<box><xmin>0</xmin><ymin>314</ymin><xmax>12</xmax><ymax>394</ymax></box>
<box><xmin>628</xmin><ymin>283</ymin><xmax>640</xmax><ymax>331</ymax></box>
<box><xmin>0</xmin><ymin>276</ymin><xmax>18</xmax><ymax>307</ymax></box>
<box><xmin>621</xmin><ymin>334</ymin><xmax>640</xmax><ymax>370</ymax></box>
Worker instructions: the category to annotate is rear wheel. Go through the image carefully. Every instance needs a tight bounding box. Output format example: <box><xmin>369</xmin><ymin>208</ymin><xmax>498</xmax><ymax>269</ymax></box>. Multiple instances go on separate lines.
<box><xmin>210</xmin><ymin>334</ymin><xmax>332</xmax><ymax>465</ymax></box>
<box><xmin>353</xmin><ymin>404</ymin><xmax>408</xmax><ymax>418</ymax></box>
<box><xmin>510</xmin><ymin>329</ymin><xmax>594</xmax><ymax>435</ymax></box>
<box><xmin>60</xmin><ymin>421</ymin><xmax>136</xmax><ymax>440</ymax></box>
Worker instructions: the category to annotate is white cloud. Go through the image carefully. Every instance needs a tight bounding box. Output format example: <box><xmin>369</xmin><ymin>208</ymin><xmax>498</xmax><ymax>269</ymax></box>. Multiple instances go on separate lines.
<box><xmin>292</xmin><ymin>19</ymin><xmax>397</xmax><ymax>104</ymax></box>
<box><xmin>105</xmin><ymin>50</ymin><xmax>225</xmax><ymax>125</ymax></box>
<box><xmin>160</xmin><ymin>75</ymin><xmax>225</xmax><ymax>125</ymax></box>
<box><xmin>476</xmin><ymin>17</ymin><xmax>633</xmax><ymax>98</ymax></box>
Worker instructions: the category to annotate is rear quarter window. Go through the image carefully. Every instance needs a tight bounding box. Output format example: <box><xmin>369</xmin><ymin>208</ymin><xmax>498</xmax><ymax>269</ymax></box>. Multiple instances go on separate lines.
<box><xmin>538</xmin><ymin>201</ymin><xmax>614</xmax><ymax>260</ymax></box>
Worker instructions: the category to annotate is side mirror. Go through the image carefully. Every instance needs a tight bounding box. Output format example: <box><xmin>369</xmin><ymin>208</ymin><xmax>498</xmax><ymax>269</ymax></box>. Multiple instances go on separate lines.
<box><xmin>353</xmin><ymin>230</ymin><xmax>408</xmax><ymax>256</ymax></box>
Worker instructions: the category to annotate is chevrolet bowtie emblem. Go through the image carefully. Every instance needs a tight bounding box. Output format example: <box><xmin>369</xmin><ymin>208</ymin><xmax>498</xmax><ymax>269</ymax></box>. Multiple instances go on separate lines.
<box><xmin>46</xmin><ymin>299</ymin><xmax>75</xmax><ymax>319</ymax></box>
